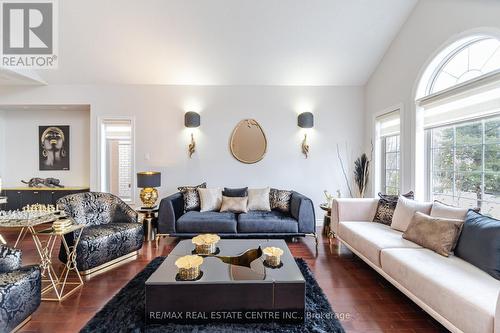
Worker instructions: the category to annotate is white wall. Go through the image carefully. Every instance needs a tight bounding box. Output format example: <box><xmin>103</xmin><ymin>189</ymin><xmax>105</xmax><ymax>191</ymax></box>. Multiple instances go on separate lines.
<box><xmin>0</xmin><ymin>109</ymin><xmax>90</xmax><ymax>187</ymax></box>
<box><xmin>365</xmin><ymin>0</ymin><xmax>500</xmax><ymax>197</ymax></box>
<box><xmin>0</xmin><ymin>111</ymin><xmax>5</xmax><ymax>183</ymax></box>
<box><xmin>0</xmin><ymin>85</ymin><xmax>365</xmax><ymax>219</ymax></box>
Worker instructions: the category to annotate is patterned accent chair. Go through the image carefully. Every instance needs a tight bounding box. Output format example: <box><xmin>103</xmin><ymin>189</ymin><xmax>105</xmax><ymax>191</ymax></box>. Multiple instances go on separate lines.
<box><xmin>57</xmin><ymin>192</ymin><xmax>144</xmax><ymax>274</ymax></box>
<box><xmin>0</xmin><ymin>245</ymin><xmax>41</xmax><ymax>332</ymax></box>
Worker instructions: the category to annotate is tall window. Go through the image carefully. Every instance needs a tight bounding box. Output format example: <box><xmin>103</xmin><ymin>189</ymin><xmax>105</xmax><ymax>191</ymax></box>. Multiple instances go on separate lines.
<box><xmin>376</xmin><ymin>110</ymin><xmax>401</xmax><ymax>195</ymax></box>
<box><xmin>429</xmin><ymin>116</ymin><xmax>500</xmax><ymax>215</ymax></box>
<box><xmin>418</xmin><ymin>35</ymin><xmax>500</xmax><ymax>215</ymax></box>
<box><xmin>100</xmin><ymin>119</ymin><xmax>134</xmax><ymax>202</ymax></box>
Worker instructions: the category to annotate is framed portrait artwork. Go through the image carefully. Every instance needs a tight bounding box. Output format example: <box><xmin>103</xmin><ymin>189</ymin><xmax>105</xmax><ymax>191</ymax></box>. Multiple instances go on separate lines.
<box><xmin>39</xmin><ymin>125</ymin><xmax>70</xmax><ymax>171</ymax></box>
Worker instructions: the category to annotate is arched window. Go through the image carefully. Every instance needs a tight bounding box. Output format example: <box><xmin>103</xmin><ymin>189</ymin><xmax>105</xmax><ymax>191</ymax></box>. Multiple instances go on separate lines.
<box><xmin>417</xmin><ymin>34</ymin><xmax>500</xmax><ymax>215</ymax></box>
<box><xmin>428</xmin><ymin>37</ymin><xmax>500</xmax><ymax>94</ymax></box>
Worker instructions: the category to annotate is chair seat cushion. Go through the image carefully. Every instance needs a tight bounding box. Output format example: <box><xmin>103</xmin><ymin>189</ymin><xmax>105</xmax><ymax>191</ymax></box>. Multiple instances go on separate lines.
<box><xmin>176</xmin><ymin>211</ymin><xmax>237</xmax><ymax>233</ymax></box>
<box><xmin>338</xmin><ymin>221</ymin><xmax>421</xmax><ymax>267</ymax></box>
<box><xmin>68</xmin><ymin>223</ymin><xmax>143</xmax><ymax>271</ymax></box>
<box><xmin>381</xmin><ymin>248</ymin><xmax>500</xmax><ymax>333</ymax></box>
<box><xmin>237</xmin><ymin>211</ymin><xmax>298</xmax><ymax>233</ymax></box>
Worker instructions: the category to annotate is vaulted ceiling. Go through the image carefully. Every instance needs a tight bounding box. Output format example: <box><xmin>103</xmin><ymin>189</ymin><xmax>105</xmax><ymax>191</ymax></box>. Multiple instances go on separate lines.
<box><xmin>16</xmin><ymin>0</ymin><xmax>418</xmax><ymax>86</ymax></box>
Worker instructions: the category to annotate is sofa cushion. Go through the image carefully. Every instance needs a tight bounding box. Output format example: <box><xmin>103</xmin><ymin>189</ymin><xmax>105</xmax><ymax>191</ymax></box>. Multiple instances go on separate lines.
<box><xmin>238</xmin><ymin>211</ymin><xmax>298</xmax><ymax>233</ymax></box>
<box><xmin>455</xmin><ymin>210</ymin><xmax>500</xmax><ymax>280</ymax></box>
<box><xmin>402</xmin><ymin>212</ymin><xmax>463</xmax><ymax>257</ymax></box>
<box><xmin>176</xmin><ymin>211</ymin><xmax>237</xmax><ymax>233</ymax></box>
<box><xmin>391</xmin><ymin>196</ymin><xmax>432</xmax><ymax>232</ymax></box>
<box><xmin>338</xmin><ymin>222</ymin><xmax>421</xmax><ymax>267</ymax></box>
<box><xmin>381</xmin><ymin>248</ymin><xmax>500</xmax><ymax>333</ymax></box>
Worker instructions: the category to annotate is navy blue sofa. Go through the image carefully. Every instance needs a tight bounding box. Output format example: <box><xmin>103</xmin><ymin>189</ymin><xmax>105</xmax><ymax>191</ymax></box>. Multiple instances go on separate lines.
<box><xmin>156</xmin><ymin>191</ymin><xmax>316</xmax><ymax>244</ymax></box>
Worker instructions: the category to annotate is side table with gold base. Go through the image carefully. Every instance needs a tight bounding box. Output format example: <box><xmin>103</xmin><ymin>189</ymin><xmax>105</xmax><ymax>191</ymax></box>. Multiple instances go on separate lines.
<box><xmin>137</xmin><ymin>207</ymin><xmax>159</xmax><ymax>242</ymax></box>
<box><xmin>33</xmin><ymin>224</ymin><xmax>85</xmax><ymax>301</ymax></box>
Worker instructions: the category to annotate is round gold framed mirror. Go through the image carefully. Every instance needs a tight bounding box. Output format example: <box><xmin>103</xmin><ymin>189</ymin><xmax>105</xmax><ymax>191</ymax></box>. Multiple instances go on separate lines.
<box><xmin>230</xmin><ymin>119</ymin><xmax>267</xmax><ymax>164</ymax></box>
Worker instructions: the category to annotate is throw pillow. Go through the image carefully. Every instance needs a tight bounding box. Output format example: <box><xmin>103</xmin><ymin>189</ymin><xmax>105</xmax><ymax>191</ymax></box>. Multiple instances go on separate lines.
<box><xmin>430</xmin><ymin>200</ymin><xmax>479</xmax><ymax>220</ymax></box>
<box><xmin>391</xmin><ymin>195</ymin><xmax>432</xmax><ymax>232</ymax></box>
<box><xmin>220</xmin><ymin>196</ymin><xmax>248</xmax><ymax>213</ymax></box>
<box><xmin>269</xmin><ymin>188</ymin><xmax>292</xmax><ymax>213</ymax></box>
<box><xmin>198</xmin><ymin>188</ymin><xmax>223</xmax><ymax>212</ymax></box>
<box><xmin>247</xmin><ymin>187</ymin><xmax>271</xmax><ymax>211</ymax></box>
<box><xmin>455</xmin><ymin>210</ymin><xmax>500</xmax><ymax>280</ymax></box>
<box><xmin>373</xmin><ymin>191</ymin><xmax>414</xmax><ymax>225</ymax></box>
<box><xmin>222</xmin><ymin>187</ymin><xmax>248</xmax><ymax>197</ymax></box>
<box><xmin>403</xmin><ymin>212</ymin><xmax>463</xmax><ymax>257</ymax></box>
<box><xmin>178</xmin><ymin>182</ymin><xmax>207</xmax><ymax>212</ymax></box>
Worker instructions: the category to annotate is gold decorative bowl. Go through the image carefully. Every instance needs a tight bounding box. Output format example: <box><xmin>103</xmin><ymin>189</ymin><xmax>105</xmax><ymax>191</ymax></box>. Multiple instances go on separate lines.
<box><xmin>263</xmin><ymin>246</ymin><xmax>284</xmax><ymax>267</ymax></box>
<box><xmin>192</xmin><ymin>234</ymin><xmax>220</xmax><ymax>255</ymax></box>
<box><xmin>175</xmin><ymin>255</ymin><xmax>203</xmax><ymax>281</ymax></box>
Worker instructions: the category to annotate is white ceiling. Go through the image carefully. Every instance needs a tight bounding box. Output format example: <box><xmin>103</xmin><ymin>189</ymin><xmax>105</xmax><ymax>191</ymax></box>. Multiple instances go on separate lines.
<box><xmin>34</xmin><ymin>0</ymin><xmax>417</xmax><ymax>86</ymax></box>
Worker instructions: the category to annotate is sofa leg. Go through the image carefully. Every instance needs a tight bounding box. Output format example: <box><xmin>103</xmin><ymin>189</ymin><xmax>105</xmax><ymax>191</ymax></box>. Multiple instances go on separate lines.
<box><xmin>155</xmin><ymin>233</ymin><xmax>169</xmax><ymax>248</ymax></box>
<box><xmin>306</xmin><ymin>233</ymin><xmax>319</xmax><ymax>257</ymax></box>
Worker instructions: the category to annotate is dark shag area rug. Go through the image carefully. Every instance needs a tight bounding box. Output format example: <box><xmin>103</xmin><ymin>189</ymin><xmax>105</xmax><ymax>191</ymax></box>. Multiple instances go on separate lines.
<box><xmin>80</xmin><ymin>257</ymin><xmax>345</xmax><ymax>333</ymax></box>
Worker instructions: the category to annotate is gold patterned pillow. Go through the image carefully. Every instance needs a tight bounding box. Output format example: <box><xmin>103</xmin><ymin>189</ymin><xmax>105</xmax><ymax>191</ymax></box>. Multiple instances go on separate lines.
<box><xmin>373</xmin><ymin>191</ymin><xmax>414</xmax><ymax>225</ymax></box>
<box><xmin>178</xmin><ymin>182</ymin><xmax>207</xmax><ymax>212</ymax></box>
<box><xmin>269</xmin><ymin>188</ymin><xmax>292</xmax><ymax>213</ymax></box>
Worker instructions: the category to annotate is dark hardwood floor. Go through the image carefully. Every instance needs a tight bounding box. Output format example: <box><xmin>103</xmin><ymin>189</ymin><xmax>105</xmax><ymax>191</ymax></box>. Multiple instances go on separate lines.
<box><xmin>2</xmin><ymin>227</ymin><xmax>448</xmax><ymax>333</ymax></box>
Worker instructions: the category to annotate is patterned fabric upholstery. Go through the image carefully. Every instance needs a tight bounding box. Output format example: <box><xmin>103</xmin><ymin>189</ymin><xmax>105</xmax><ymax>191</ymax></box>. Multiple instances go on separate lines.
<box><xmin>0</xmin><ymin>246</ymin><xmax>21</xmax><ymax>273</ymax></box>
<box><xmin>0</xmin><ymin>247</ymin><xmax>41</xmax><ymax>332</ymax></box>
<box><xmin>57</xmin><ymin>192</ymin><xmax>144</xmax><ymax>272</ymax></box>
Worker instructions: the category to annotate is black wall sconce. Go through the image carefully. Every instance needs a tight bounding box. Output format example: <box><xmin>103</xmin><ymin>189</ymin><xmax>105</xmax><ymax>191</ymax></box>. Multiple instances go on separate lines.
<box><xmin>298</xmin><ymin>112</ymin><xmax>314</xmax><ymax>158</ymax></box>
<box><xmin>185</xmin><ymin>111</ymin><xmax>200</xmax><ymax>158</ymax></box>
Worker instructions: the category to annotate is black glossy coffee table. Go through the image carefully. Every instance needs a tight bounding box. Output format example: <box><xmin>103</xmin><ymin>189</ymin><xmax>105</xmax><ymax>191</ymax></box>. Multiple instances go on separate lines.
<box><xmin>145</xmin><ymin>239</ymin><xmax>305</xmax><ymax>324</ymax></box>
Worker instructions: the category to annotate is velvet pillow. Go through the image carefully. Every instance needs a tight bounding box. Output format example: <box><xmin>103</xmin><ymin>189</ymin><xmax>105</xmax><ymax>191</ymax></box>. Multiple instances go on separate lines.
<box><xmin>178</xmin><ymin>182</ymin><xmax>207</xmax><ymax>212</ymax></box>
<box><xmin>403</xmin><ymin>212</ymin><xmax>463</xmax><ymax>257</ymax></box>
<box><xmin>220</xmin><ymin>196</ymin><xmax>248</xmax><ymax>213</ymax></box>
<box><xmin>269</xmin><ymin>188</ymin><xmax>292</xmax><ymax>213</ymax></box>
<box><xmin>455</xmin><ymin>210</ymin><xmax>500</xmax><ymax>280</ymax></box>
<box><xmin>391</xmin><ymin>196</ymin><xmax>432</xmax><ymax>232</ymax></box>
<box><xmin>373</xmin><ymin>191</ymin><xmax>414</xmax><ymax>225</ymax></box>
<box><xmin>430</xmin><ymin>201</ymin><xmax>469</xmax><ymax>220</ymax></box>
<box><xmin>222</xmin><ymin>187</ymin><xmax>248</xmax><ymax>197</ymax></box>
<box><xmin>247</xmin><ymin>187</ymin><xmax>271</xmax><ymax>211</ymax></box>
<box><xmin>198</xmin><ymin>188</ymin><xmax>223</xmax><ymax>212</ymax></box>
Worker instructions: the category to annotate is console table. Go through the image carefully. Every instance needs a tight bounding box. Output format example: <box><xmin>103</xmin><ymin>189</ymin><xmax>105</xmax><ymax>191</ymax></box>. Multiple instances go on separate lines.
<box><xmin>1</xmin><ymin>187</ymin><xmax>90</xmax><ymax>211</ymax></box>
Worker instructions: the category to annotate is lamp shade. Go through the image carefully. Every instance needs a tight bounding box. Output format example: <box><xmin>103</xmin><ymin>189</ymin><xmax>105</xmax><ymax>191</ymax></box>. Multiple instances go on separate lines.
<box><xmin>185</xmin><ymin>111</ymin><xmax>201</xmax><ymax>128</ymax></box>
<box><xmin>298</xmin><ymin>112</ymin><xmax>314</xmax><ymax>128</ymax></box>
<box><xmin>137</xmin><ymin>172</ymin><xmax>161</xmax><ymax>188</ymax></box>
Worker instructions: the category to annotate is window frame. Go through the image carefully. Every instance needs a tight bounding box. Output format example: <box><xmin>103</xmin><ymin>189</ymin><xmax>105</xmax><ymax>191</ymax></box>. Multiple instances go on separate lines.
<box><xmin>427</xmin><ymin>36</ymin><xmax>500</xmax><ymax>95</ymax></box>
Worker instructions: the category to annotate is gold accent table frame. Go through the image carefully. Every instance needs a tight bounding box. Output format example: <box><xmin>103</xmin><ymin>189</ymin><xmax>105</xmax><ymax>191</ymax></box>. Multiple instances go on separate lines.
<box><xmin>33</xmin><ymin>224</ymin><xmax>85</xmax><ymax>301</ymax></box>
<box><xmin>0</xmin><ymin>212</ymin><xmax>58</xmax><ymax>248</ymax></box>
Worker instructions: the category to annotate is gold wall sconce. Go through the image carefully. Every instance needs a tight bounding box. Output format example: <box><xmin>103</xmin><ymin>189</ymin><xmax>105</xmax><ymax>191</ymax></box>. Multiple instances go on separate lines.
<box><xmin>185</xmin><ymin>111</ymin><xmax>200</xmax><ymax>158</ymax></box>
<box><xmin>298</xmin><ymin>112</ymin><xmax>314</xmax><ymax>158</ymax></box>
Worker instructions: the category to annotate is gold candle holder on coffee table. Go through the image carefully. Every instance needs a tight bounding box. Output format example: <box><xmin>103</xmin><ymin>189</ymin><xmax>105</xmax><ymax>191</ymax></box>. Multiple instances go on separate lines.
<box><xmin>175</xmin><ymin>255</ymin><xmax>203</xmax><ymax>281</ymax></box>
<box><xmin>263</xmin><ymin>246</ymin><xmax>284</xmax><ymax>267</ymax></box>
<box><xmin>192</xmin><ymin>234</ymin><xmax>220</xmax><ymax>255</ymax></box>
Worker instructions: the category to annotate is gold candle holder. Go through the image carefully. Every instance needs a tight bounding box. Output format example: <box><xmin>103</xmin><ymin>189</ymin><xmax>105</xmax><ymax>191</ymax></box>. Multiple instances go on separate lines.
<box><xmin>192</xmin><ymin>234</ymin><xmax>220</xmax><ymax>255</ymax></box>
<box><xmin>175</xmin><ymin>255</ymin><xmax>203</xmax><ymax>281</ymax></box>
<box><xmin>263</xmin><ymin>247</ymin><xmax>284</xmax><ymax>267</ymax></box>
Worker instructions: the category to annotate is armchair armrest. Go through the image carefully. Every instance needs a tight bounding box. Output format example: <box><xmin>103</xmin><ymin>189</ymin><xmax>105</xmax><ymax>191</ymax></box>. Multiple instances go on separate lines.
<box><xmin>113</xmin><ymin>199</ymin><xmax>138</xmax><ymax>224</ymax></box>
<box><xmin>157</xmin><ymin>192</ymin><xmax>184</xmax><ymax>234</ymax></box>
<box><xmin>0</xmin><ymin>245</ymin><xmax>22</xmax><ymax>273</ymax></box>
<box><xmin>331</xmin><ymin>198</ymin><xmax>379</xmax><ymax>235</ymax></box>
<box><xmin>290</xmin><ymin>192</ymin><xmax>316</xmax><ymax>233</ymax></box>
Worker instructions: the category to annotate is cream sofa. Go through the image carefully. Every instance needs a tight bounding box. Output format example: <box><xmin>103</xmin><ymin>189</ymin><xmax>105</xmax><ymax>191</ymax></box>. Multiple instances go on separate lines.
<box><xmin>331</xmin><ymin>198</ymin><xmax>500</xmax><ymax>333</ymax></box>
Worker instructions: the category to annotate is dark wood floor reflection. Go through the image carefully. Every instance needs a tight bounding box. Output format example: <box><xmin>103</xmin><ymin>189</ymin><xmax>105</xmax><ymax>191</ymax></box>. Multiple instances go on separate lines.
<box><xmin>2</xmin><ymin>228</ymin><xmax>448</xmax><ymax>333</ymax></box>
